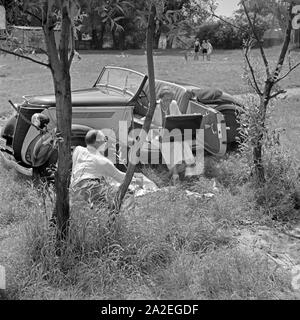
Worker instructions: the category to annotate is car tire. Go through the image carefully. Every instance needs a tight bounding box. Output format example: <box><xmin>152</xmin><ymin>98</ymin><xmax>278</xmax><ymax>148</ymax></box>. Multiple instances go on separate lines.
<box><xmin>33</xmin><ymin>136</ymin><xmax>86</xmax><ymax>180</ymax></box>
<box><xmin>32</xmin><ymin>149</ymin><xmax>58</xmax><ymax>182</ymax></box>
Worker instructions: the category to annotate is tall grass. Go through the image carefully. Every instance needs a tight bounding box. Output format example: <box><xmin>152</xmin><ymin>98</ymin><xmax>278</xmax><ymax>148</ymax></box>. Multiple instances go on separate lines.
<box><xmin>1</xmin><ymin>142</ymin><xmax>299</xmax><ymax>300</ymax></box>
<box><xmin>10</xmin><ymin>184</ymin><xmax>235</xmax><ymax>299</ymax></box>
<box><xmin>255</xmin><ymin>146</ymin><xmax>300</xmax><ymax>222</ymax></box>
<box><xmin>149</xmin><ymin>248</ymin><xmax>292</xmax><ymax>300</ymax></box>
<box><xmin>201</xmin><ymin>147</ymin><xmax>300</xmax><ymax>224</ymax></box>
<box><xmin>0</xmin><ymin>169</ymin><xmax>40</xmax><ymax>226</ymax></box>
<box><xmin>0</xmin><ymin>161</ymin><xmax>296</xmax><ymax>299</ymax></box>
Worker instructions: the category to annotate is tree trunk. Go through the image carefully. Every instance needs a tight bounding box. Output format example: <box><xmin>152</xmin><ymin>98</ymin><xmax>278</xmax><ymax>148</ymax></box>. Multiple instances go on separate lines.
<box><xmin>153</xmin><ymin>31</ymin><xmax>160</xmax><ymax>49</ymax></box>
<box><xmin>77</xmin><ymin>29</ymin><xmax>82</xmax><ymax>41</ymax></box>
<box><xmin>91</xmin><ymin>29</ymin><xmax>100</xmax><ymax>49</ymax></box>
<box><xmin>119</xmin><ymin>30</ymin><xmax>125</xmax><ymax>50</ymax></box>
<box><xmin>99</xmin><ymin>27</ymin><xmax>105</xmax><ymax>50</ymax></box>
<box><xmin>112</xmin><ymin>4</ymin><xmax>157</xmax><ymax>214</ymax></box>
<box><xmin>166</xmin><ymin>37</ymin><xmax>173</xmax><ymax>49</ymax></box>
<box><xmin>2</xmin><ymin>1</ymin><xmax>77</xmax><ymax>242</ymax></box>
<box><xmin>253</xmin><ymin>143</ymin><xmax>265</xmax><ymax>184</ymax></box>
<box><xmin>55</xmin><ymin>5</ymin><xmax>73</xmax><ymax>241</ymax></box>
<box><xmin>252</xmin><ymin>81</ymin><xmax>273</xmax><ymax>185</ymax></box>
<box><xmin>52</xmin><ymin>73</ymin><xmax>72</xmax><ymax>240</ymax></box>
<box><xmin>112</xmin><ymin>28</ymin><xmax>117</xmax><ymax>50</ymax></box>
<box><xmin>43</xmin><ymin>3</ymin><xmax>73</xmax><ymax>241</ymax></box>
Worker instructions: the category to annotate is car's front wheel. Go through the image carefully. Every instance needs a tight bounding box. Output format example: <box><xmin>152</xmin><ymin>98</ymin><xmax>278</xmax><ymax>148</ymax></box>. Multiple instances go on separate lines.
<box><xmin>32</xmin><ymin>134</ymin><xmax>86</xmax><ymax>180</ymax></box>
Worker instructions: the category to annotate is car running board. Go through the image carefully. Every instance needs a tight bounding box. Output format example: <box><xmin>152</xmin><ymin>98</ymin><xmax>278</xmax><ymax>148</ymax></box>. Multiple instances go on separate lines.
<box><xmin>0</xmin><ymin>150</ymin><xmax>33</xmax><ymax>176</ymax></box>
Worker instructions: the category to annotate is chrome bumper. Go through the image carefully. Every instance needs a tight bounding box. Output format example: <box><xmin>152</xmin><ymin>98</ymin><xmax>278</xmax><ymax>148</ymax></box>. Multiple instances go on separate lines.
<box><xmin>0</xmin><ymin>150</ymin><xmax>33</xmax><ymax>176</ymax></box>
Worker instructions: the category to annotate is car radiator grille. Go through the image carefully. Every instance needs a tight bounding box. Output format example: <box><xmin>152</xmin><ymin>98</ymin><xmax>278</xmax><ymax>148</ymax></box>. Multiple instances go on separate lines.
<box><xmin>12</xmin><ymin>107</ymin><xmax>44</xmax><ymax>162</ymax></box>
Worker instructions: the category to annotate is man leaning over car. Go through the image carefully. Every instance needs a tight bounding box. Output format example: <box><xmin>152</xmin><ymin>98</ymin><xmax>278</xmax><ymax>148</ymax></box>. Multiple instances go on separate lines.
<box><xmin>70</xmin><ymin>129</ymin><xmax>143</xmax><ymax>210</ymax></box>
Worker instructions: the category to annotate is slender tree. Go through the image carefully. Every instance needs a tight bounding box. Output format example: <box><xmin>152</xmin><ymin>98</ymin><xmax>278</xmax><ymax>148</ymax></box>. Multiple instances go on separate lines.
<box><xmin>112</xmin><ymin>0</ymin><xmax>165</xmax><ymax>214</ymax></box>
<box><xmin>212</xmin><ymin>0</ymin><xmax>300</xmax><ymax>185</ymax></box>
<box><xmin>241</xmin><ymin>0</ymin><xmax>300</xmax><ymax>184</ymax></box>
<box><xmin>0</xmin><ymin>0</ymin><xmax>80</xmax><ymax>239</ymax></box>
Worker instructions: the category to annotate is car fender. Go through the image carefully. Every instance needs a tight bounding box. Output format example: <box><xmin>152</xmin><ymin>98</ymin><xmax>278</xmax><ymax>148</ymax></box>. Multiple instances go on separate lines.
<box><xmin>70</xmin><ymin>124</ymin><xmax>93</xmax><ymax>147</ymax></box>
<box><xmin>214</xmin><ymin>104</ymin><xmax>243</xmax><ymax>146</ymax></box>
<box><xmin>214</xmin><ymin>103</ymin><xmax>244</xmax><ymax>113</ymax></box>
<box><xmin>21</xmin><ymin>108</ymin><xmax>55</xmax><ymax>165</ymax></box>
<box><xmin>23</xmin><ymin>123</ymin><xmax>94</xmax><ymax>167</ymax></box>
<box><xmin>0</xmin><ymin>114</ymin><xmax>17</xmax><ymax>146</ymax></box>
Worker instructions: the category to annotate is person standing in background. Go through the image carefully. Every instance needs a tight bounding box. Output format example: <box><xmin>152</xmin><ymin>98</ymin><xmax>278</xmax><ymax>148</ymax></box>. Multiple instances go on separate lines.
<box><xmin>207</xmin><ymin>39</ymin><xmax>213</xmax><ymax>61</ymax></box>
<box><xmin>194</xmin><ymin>38</ymin><xmax>201</xmax><ymax>61</ymax></box>
<box><xmin>201</xmin><ymin>40</ymin><xmax>209</xmax><ymax>61</ymax></box>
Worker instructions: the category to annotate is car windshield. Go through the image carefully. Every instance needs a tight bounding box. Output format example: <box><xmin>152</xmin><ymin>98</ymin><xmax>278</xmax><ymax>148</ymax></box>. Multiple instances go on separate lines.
<box><xmin>95</xmin><ymin>67</ymin><xmax>146</xmax><ymax>97</ymax></box>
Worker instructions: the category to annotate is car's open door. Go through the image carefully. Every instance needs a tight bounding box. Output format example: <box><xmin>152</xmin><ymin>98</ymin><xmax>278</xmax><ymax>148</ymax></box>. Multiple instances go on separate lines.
<box><xmin>186</xmin><ymin>101</ymin><xmax>227</xmax><ymax>156</ymax></box>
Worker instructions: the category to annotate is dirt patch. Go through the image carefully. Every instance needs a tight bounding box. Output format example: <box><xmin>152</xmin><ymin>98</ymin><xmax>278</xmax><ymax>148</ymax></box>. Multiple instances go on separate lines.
<box><xmin>235</xmin><ymin>222</ymin><xmax>300</xmax><ymax>299</ymax></box>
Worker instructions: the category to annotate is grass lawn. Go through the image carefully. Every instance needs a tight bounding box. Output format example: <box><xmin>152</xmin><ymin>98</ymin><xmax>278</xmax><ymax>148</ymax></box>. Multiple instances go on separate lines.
<box><xmin>1</xmin><ymin>46</ymin><xmax>299</xmax><ymax>158</ymax></box>
<box><xmin>271</xmin><ymin>95</ymin><xmax>300</xmax><ymax>160</ymax></box>
<box><xmin>0</xmin><ymin>46</ymin><xmax>299</xmax><ymax>116</ymax></box>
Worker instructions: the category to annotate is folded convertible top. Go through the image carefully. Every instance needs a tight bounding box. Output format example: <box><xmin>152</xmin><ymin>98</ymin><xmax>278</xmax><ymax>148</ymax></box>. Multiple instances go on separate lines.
<box><xmin>192</xmin><ymin>88</ymin><xmax>241</xmax><ymax>106</ymax></box>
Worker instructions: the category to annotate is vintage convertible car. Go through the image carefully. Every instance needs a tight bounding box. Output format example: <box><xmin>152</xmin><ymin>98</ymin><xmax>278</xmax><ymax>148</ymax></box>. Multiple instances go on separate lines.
<box><xmin>0</xmin><ymin>66</ymin><xmax>243</xmax><ymax>177</ymax></box>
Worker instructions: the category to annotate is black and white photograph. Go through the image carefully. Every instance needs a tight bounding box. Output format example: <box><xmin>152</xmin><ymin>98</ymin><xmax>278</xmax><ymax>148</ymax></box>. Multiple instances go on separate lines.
<box><xmin>0</xmin><ymin>0</ymin><xmax>300</xmax><ymax>308</ymax></box>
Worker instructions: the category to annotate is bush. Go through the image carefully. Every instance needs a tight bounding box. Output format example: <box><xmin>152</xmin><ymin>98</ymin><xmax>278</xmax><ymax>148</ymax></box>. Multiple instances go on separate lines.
<box><xmin>196</xmin><ymin>14</ymin><xmax>270</xmax><ymax>50</ymax></box>
<box><xmin>196</xmin><ymin>22</ymin><xmax>243</xmax><ymax>50</ymax></box>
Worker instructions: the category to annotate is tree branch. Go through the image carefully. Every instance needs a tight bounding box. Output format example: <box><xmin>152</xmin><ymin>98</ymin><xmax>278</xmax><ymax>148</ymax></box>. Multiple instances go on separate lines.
<box><xmin>25</xmin><ymin>9</ymin><xmax>42</xmax><ymax>23</ymax></box>
<box><xmin>26</xmin><ymin>45</ymin><xmax>49</xmax><ymax>56</ymax></box>
<box><xmin>210</xmin><ymin>12</ymin><xmax>248</xmax><ymax>33</ymax></box>
<box><xmin>272</xmin><ymin>2</ymin><xmax>294</xmax><ymax>83</ymax></box>
<box><xmin>276</xmin><ymin>61</ymin><xmax>300</xmax><ymax>83</ymax></box>
<box><xmin>42</xmin><ymin>7</ymin><xmax>61</xmax><ymax>72</ymax></box>
<box><xmin>0</xmin><ymin>47</ymin><xmax>50</xmax><ymax>68</ymax></box>
<box><xmin>68</xmin><ymin>26</ymin><xmax>75</xmax><ymax>67</ymax></box>
<box><xmin>241</xmin><ymin>0</ymin><xmax>270</xmax><ymax>78</ymax></box>
<box><xmin>269</xmin><ymin>89</ymin><xmax>287</xmax><ymax>100</ymax></box>
<box><xmin>211</xmin><ymin>4</ymin><xmax>262</xmax><ymax>95</ymax></box>
<box><xmin>244</xmin><ymin>43</ymin><xmax>263</xmax><ymax>96</ymax></box>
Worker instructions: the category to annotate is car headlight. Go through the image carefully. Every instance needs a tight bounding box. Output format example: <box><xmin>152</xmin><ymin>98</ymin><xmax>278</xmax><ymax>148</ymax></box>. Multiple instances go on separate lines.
<box><xmin>31</xmin><ymin>113</ymin><xmax>50</xmax><ymax>130</ymax></box>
